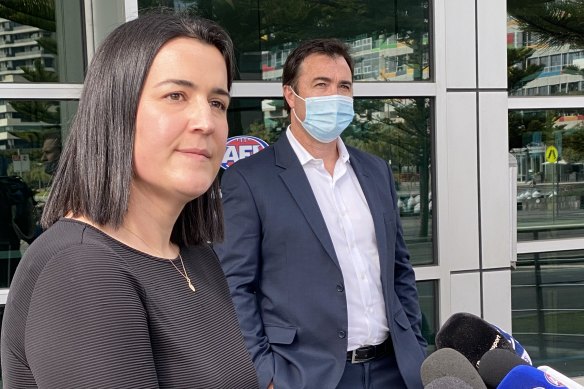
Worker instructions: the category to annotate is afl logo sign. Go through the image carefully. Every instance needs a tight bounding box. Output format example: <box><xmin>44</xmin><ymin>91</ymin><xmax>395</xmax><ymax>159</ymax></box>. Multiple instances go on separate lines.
<box><xmin>221</xmin><ymin>135</ymin><xmax>268</xmax><ymax>170</ymax></box>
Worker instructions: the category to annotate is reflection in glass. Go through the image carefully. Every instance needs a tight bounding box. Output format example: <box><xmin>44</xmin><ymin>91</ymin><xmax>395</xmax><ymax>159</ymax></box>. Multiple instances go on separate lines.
<box><xmin>0</xmin><ymin>100</ymin><xmax>77</xmax><ymax>288</ymax></box>
<box><xmin>224</xmin><ymin>97</ymin><xmax>434</xmax><ymax>265</ymax></box>
<box><xmin>507</xmin><ymin>1</ymin><xmax>584</xmax><ymax>96</ymax></box>
<box><xmin>417</xmin><ymin>280</ymin><xmax>438</xmax><ymax>352</ymax></box>
<box><xmin>512</xmin><ymin>250</ymin><xmax>584</xmax><ymax>376</ymax></box>
<box><xmin>510</xmin><ymin>109</ymin><xmax>584</xmax><ymax>240</ymax></box>
<box><xmin>139</xmin><ymin>0</ymin><xmax>431</xmax><ymax>82</ymax></box>
<box><xmin>0</xmin><ymin>1</ymin><xmax>85</xmax><ymax>83</ymax></box>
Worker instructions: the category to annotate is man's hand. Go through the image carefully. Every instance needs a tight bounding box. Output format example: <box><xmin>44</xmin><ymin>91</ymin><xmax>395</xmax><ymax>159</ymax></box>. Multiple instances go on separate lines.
<box><xmin>267</xmin><ymin>382</ymin><xmax>274</xmax><ymax>389</ymax></box>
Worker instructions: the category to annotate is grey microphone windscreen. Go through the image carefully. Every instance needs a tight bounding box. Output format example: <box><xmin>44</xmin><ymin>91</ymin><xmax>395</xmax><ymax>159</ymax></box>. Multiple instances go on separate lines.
<box><xmin>424</xmin><ymin>376</ymin><xmax>474</xmax><ymax>388</ymax></box>
<box><xmin>478</xmin><ymin>348</ymin><xmax>529</xmax><ymax>387</ymax></box>
<box><xmin>420</xmin><ymin>348</ymin><xmax>487</xmax><ymax>389</ymax></box>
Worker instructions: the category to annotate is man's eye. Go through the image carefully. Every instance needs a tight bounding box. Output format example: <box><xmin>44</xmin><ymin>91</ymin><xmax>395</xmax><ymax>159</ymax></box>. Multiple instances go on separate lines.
<box><xmin>211</xmin><ymin>100</ymin><xmax>227</xmax><ymax>111</ymax></box>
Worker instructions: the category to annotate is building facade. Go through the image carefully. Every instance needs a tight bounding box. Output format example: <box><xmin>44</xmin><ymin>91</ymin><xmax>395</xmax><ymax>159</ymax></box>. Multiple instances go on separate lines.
<box><xmin>0</xmin><ymin>0</ymin><xmax>583</xmax><ymax>381</ymax></box>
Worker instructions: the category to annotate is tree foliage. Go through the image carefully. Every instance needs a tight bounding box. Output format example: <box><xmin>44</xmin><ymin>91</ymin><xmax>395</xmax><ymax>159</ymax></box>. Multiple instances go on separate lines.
<box><xmin>508</xmin><ymin>47</ymin><xmax>544</xmax><ymax>92</ymax></box>
<box><xmin>0</xmin><ymin>0</ymin><xmax>55</xmax><ymax>31</ymax></box>
<box><xmin>508</xmin><ymin>0</ymin><xmax>584</xmax><ymax>49</ymax></box>
<box><xmin>563</xmin><ymin>125</ymin><xmax>584</xmax><ymax>162</ymax></box>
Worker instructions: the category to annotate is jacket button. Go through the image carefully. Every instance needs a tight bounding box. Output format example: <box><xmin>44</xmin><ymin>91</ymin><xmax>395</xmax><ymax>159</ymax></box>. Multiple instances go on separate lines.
<box><xmin>338</xmin><ymin>330</ymin><xmax>346</xmax><ymax>339</ymax></box>
<box><xmin>336</xmin><ymin>284</ymin><xmax>344</xmax><ymax>292</ymax></box>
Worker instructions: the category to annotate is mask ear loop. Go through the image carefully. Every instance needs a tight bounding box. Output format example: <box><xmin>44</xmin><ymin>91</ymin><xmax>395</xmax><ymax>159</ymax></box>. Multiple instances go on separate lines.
<box><xmin>288</xmin><ymin>85</ymin><xmax>306</xmax><ymax>124</ymax></box>
<box><xmin>288</xmin><ymin>86</ymin><xmax>306</xmax><ymax>102</ymax></box>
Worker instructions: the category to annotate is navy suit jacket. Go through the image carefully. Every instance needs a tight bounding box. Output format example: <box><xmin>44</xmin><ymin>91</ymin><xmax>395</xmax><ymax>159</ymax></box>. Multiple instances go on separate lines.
<box><xmin>215</xmin><ymin>135</ymin><xmax>427</xmax><ymax>389</ymax></box>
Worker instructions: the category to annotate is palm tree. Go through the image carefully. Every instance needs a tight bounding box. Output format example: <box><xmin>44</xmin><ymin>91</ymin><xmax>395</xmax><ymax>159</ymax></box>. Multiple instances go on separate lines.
<box><xmin>0</xmin><ymin>0</ymin><xmax>55</xmax><ymax>32</ymax></box>
<box><xmin>508</xmin><ymin>0</ymin><xmax>584</xmax><ymax>48</ymax></box>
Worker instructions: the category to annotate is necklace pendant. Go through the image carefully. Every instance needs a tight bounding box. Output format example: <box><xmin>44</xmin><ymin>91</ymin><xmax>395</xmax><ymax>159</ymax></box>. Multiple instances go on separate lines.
<box><xmin>188</xmin><ymin>280</ymin><xmax>196</xmax><ymax>292</ymax></box>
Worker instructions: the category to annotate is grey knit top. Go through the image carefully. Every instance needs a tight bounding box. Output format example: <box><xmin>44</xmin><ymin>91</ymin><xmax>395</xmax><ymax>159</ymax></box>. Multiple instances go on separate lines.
<box><xmin>1</xmin><ymin>219</ymin><xmax>259</xmax><ymax>388</ymax></box>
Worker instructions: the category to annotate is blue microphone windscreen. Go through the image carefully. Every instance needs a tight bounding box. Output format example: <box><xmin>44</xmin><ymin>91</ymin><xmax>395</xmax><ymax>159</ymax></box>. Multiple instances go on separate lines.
<box><xmin>491</xmin><ymin>324</ymin><xmax>532</xmax><ymax>365</ymax></box>
<box><xmin>497</xmin><ymin>365</ymin><xmax>569</xmax><ymax>389</ymax></box>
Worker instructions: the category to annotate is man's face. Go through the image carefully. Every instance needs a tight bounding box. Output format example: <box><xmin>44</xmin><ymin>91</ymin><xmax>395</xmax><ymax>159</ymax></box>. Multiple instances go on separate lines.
<box><xmin>285</xmin><ymin>53</ymin><xmax>353</xmax><ymax>123</ymax></box>
<box><xmin>41</xmin><ymin>138</ymin><xmax>61</xmax><ymax>175</ymax></box>
<box><xmin>41</xmin><ymin>138</ymin><xmax>60</xmax><ymax>163</ymax></box>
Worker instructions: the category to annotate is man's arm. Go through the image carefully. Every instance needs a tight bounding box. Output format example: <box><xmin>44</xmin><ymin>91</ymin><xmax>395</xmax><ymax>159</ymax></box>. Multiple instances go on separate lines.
<box><xmin>386</xmin><ymin>163</ymin><xmax>428</xmax><ymax>351</ymax></box>
<box><xmin>214</xmin><ymin>167</ymin><xmax>274</xmax><ymax>389</ymax></box>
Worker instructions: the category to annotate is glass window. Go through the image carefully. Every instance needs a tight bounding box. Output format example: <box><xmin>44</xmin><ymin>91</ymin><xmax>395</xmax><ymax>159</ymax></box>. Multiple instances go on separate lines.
<box><xmin>512</xmin><ymin>250</ymin><xmax>584</xmax><ymax>376</ymax></box>
<box><xmin>138</xmin><ymin>0</ymin><xmax>432</xmax><ymax>82</ymax></box>
<box><xmin>508</xmin><ymin>2</ymin><xmax>584</xmax><ymax>96</ymax></box>
<box><xmin>222</xmin><ymin>97</ymin><xmax>434</xmax><ymax>265</ymax></box>
<box><xmin>0</xmin><ymin>99</ymin><xmax>78</xmax><ymax>287</ymax></box>
<box><xmin>0</xmin><ymin>1</ymin><xmax>86</xmax><ymax>83</ymax></box>
<box><xmin>417</xmin><ymin>280</ymin><xmax>438</xmax><ymax>352</ymax></box>
<box><xmin>509</xmin><ymin>109</ymin><xmax>584</xmax><ymax>241</ymax></box>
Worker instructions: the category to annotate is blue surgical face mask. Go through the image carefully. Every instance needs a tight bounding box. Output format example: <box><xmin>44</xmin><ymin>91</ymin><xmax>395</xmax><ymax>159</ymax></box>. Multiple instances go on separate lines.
<box><xmin>291</xmin><ymin>88</ymin><xmax>354</xmax><ymax>143</ymax></box>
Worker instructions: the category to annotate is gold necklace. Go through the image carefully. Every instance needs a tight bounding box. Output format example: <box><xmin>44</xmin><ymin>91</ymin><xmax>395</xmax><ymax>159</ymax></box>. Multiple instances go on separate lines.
<box><xmin>121</xmin><ymin>225</ymin><xmax>196</xmax><ymax>293</ymax></box>
<box><xmin>168</xmin><ymin>254</ymin><xmax>196</xmax><ymax>292</ymax></box>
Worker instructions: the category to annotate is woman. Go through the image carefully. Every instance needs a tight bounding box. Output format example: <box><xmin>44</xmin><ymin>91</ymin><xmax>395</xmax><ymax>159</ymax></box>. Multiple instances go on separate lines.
<box><xmin>1</xmin><ymin>12</ymin><xmax>259</xmax><ymax>389</ymax></box>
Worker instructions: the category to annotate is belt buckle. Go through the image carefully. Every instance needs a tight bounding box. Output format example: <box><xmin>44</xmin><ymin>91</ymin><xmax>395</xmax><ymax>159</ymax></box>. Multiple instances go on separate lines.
<box><xmin>350</xmin><ymin>347</ymin><xmax>375</xmax><ymax>364</ymax></box>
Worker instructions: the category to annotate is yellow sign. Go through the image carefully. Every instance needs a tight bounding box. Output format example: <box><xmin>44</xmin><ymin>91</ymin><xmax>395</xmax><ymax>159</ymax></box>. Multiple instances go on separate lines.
<box><xmin>546</xmin><ymin>146</ymin><xmax>558</xmax><ymax>163</ymax></box>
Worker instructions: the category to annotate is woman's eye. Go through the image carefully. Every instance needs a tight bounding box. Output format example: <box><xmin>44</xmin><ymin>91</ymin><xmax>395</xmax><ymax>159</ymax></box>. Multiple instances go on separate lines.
<box><xmin>167</xmin><ymin>92</ymin><xmax>184</xmax><ymax>101</ymax></box>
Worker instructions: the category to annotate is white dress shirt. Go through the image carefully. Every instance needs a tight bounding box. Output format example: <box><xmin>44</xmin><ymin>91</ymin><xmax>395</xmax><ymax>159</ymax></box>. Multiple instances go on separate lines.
<box><xmin>286</xmin><ymin>129</ymin><xmax>389</xmax><ymax>351</ymax></box>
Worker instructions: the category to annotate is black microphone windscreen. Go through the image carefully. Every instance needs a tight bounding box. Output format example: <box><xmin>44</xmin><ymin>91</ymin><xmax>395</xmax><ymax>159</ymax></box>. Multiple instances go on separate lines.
<box><xmin>435</xmin><ymin>312</ymin><xmax>514</xmax><ymax>367</ymax></box>
<box><xmin>424</xmin><ymin>376</ymin><xmax>474</xmax><ymax>388</ymax></box>
<box><xmin>420</xmin><ymin>348</ymin><xmax>487</xmax><ymax>389</ymax></box>
<box><xmin>478</xmin><ymin>348</ymin><xmax>529</xmax><ymax>387</ymax></box>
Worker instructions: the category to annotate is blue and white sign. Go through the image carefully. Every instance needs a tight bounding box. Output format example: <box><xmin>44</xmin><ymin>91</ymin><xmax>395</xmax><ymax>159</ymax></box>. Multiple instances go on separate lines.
<box><xmin>221</xmin><ymin>135</ymin><xmax>268</xmax><ymax>170</ymax></box>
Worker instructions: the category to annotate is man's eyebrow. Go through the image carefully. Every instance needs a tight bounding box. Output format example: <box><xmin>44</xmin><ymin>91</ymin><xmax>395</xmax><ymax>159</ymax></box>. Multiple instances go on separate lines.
<box><xmin>312</xmin><ymin>76</ymin><xmax>332</xmax><ymax>83</ymax></box>
<box><xmin>153</xmin><ymin>79</ymin><xmax>230</xmax><ymax>98</ymax></box>
<box><xmin>312</xmin><ymin>77</ymin><xmax>353</xmax><ymax>86</ymax></box>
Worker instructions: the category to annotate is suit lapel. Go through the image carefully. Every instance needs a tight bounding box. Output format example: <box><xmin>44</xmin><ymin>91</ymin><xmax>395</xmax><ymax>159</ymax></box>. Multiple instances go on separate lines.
<box><xmin>349</xmin><ymin>150</ymin><xmax>390</xmax><ymax>279</ymax></box>
<box><xmin>274</xmin><ymin>136</ymin><xmax>341</xmax><ymax>269</ymax></box>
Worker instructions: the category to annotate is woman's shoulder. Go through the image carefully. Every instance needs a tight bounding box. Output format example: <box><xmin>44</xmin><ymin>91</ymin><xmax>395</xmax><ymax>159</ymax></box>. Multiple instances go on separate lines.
<box><xmin>27</xmin><ymin>219</ymin><xmax>122</xmax><ymax>265</ymax></box>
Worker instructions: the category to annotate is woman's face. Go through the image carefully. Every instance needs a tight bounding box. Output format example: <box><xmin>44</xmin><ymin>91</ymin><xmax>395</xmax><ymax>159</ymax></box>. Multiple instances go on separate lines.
<box><xmin>133</xmin><ymin>37</ymin><xmax>229</xmax><ymax>204</ymax></box>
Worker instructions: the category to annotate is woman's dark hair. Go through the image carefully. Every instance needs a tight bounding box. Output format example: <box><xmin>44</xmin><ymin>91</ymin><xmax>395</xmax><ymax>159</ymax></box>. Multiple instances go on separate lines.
<box><xmin>42</xmin><ymin>12</ymin><xmax>235</xmax><ymax>245</ymax></box>
<box><xmin>282</xmin><ymin>38</ymin><xmax>354</xmax><ymax>112</ymax></box>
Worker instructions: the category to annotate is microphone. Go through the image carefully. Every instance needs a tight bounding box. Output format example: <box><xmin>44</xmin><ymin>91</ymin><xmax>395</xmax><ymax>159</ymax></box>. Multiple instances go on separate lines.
<box><xmin>538</xmin><ymin>366</ymin><xmax>584</xmax><ymax>389</ymax></box>
<box><xmin>498</xmin><ymin>365</ymin><xmax>569</xmax><ymax>388</ymax></box>
<box><xmin>424</xmin><ymin>376</ymin><xmax>473</xmax><ymax>388</ymax></box>
<box><xmin>420</xmin><ymin>348</ymin><xmax>487</xmax><ymax>389</ymax></box>
<box><xmin>491</xmin><ymin>324</ymin><xmax>532</xmax><ymax>365</ymax></box>
<box><xmin>435</xmin><ymin>312</ymin><xmax>514</xmax><ymax>368</ymax></box>
<box><xmin>478</xmin><ymin>348</ymin><xmax>530</xmax><ymax>387</ymax></box>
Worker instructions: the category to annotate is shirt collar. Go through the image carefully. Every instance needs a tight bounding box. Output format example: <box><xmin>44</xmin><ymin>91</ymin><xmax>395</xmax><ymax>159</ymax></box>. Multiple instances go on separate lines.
<box><xmin>286</xmin><ymin>126</ymin><xmax>350</xmax><ymax>166</ymax></box>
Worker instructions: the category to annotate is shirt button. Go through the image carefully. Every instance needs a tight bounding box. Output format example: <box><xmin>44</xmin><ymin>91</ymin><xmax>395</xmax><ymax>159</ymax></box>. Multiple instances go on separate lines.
<box><xmin>336</xmin><ymin>284</ymin><xmax>344</xmax><ymax>292</ymax></box>
<box><xmin>338</xmin><ymin>330</ymin><xmax>347</xmax><ymax>339</ymax></box>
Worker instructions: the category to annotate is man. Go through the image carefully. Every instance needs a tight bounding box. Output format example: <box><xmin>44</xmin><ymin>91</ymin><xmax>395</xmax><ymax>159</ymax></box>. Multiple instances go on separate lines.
<box><xmin>215</xmin><ymin>39</ymin><xmax>427</xmax><ymax>389</ymax></box>
<box><xmin>40</xmin><ymin>132</ymin><xmax>61</xmax><ymax>176</ymax></box>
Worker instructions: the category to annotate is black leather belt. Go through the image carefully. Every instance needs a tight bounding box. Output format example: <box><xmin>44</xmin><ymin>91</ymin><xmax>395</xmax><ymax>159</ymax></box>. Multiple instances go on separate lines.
<box><xmin>347</xmin><ymin>338</ymin><xmax>393</xmax><ymax>364</ymax></box>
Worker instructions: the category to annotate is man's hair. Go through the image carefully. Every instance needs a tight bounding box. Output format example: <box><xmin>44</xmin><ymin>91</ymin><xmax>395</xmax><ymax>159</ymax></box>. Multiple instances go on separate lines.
<box><xmin>43</xmin><ymin>131</ymin><xmax>61</xmax><ymax>150</ymax></box>
<box><xmin>42</xmin><ymin>11</ymin><xmax>235</xmax><ymax>246</ymax></box>
<box><xmin>282</xmin><ymin>38</ymin><xmax>354</xmax><ymax>112</ymax></box>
